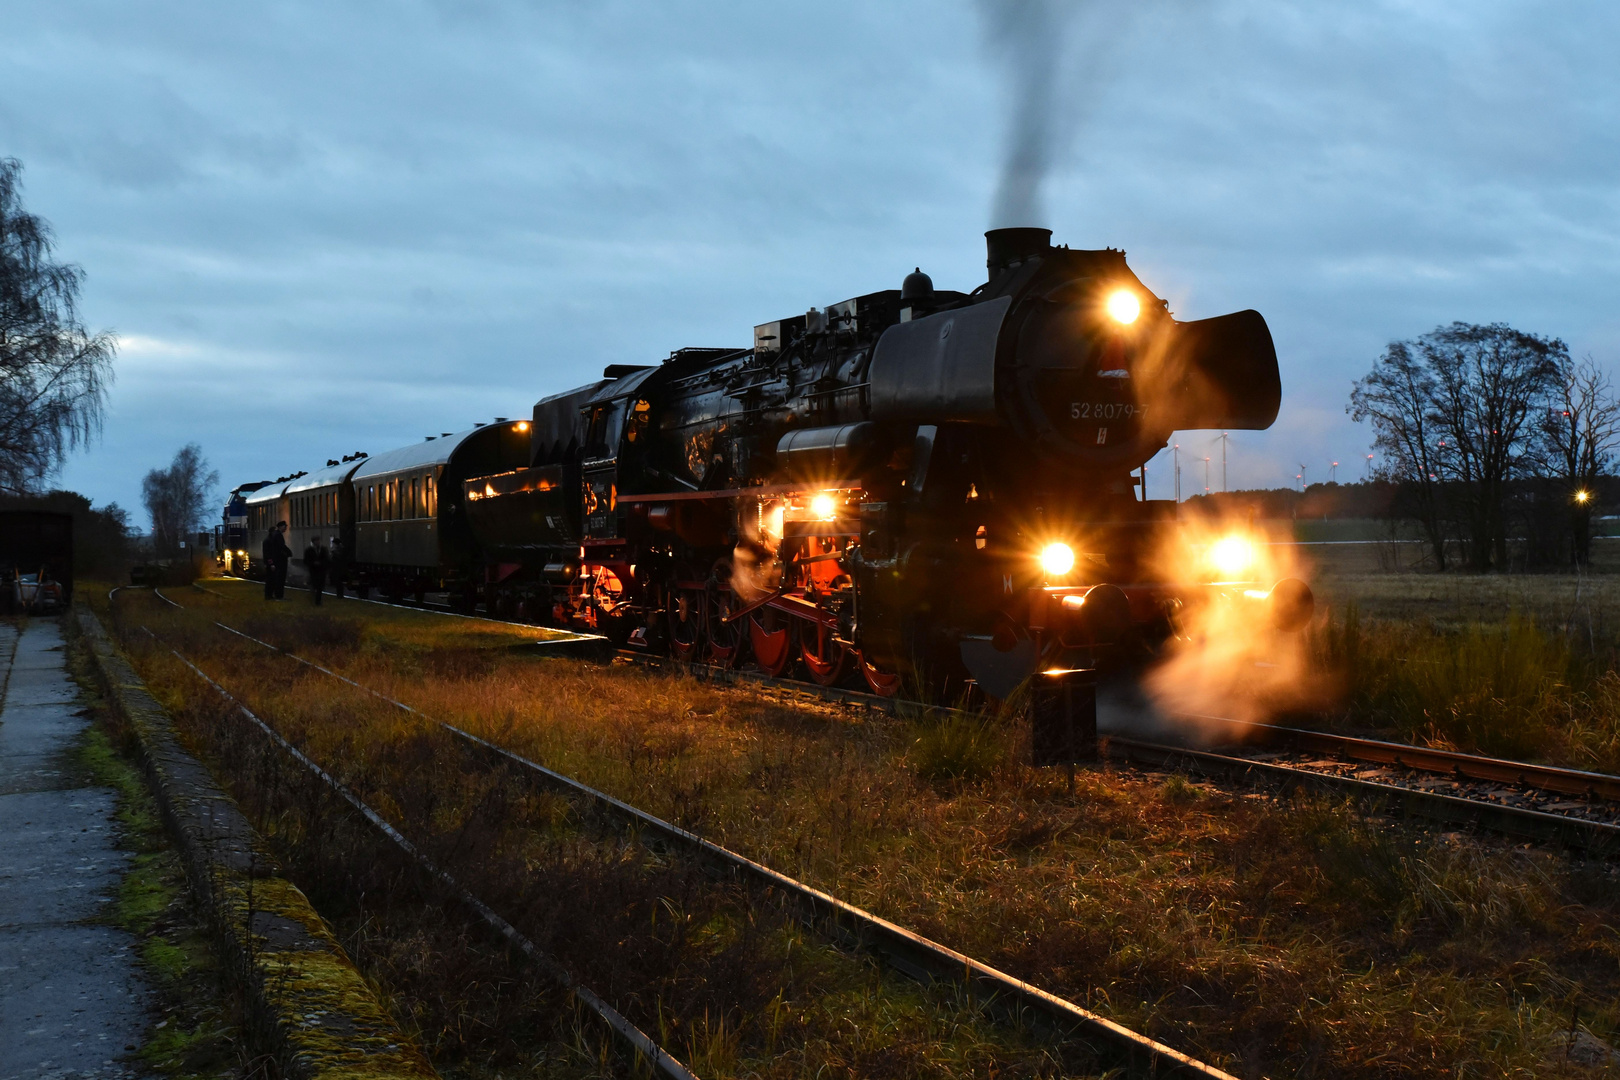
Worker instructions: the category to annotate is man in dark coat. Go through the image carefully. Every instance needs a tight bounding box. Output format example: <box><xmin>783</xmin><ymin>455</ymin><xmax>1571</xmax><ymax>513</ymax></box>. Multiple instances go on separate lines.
<box><xmin>329</xmin><ymin>536</ymin><xmax>348</xmax><ymax>600</ymax></box>
<box><xmin>304</xmin><ymin>538</ymin><xmax>329</xmax><ymax>605</ymax></box>
<box><xmin>263</xmin><ymin>521</ymin><xmax>291</xmax><ymax>600</ymax></box>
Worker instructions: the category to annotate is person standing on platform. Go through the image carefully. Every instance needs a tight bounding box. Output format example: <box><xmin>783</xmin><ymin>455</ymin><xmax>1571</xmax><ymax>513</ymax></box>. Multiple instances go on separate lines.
<box><xmin>264</xmin><ymin>521</ymin><xmax>291</xmax><ymax>600</ymax></box>
<box><xmin>304</xmin><ymin>538</ymin><xmax>329</xmax><ymax>605</ymax></box>
<box><xmin>330</xmin><ymin>536</ymin><xmax>348</xmax><ymax>600</ymax></box>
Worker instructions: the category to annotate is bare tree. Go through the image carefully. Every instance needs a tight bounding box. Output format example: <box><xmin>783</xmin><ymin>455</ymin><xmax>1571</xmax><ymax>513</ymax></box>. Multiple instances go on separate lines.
<box><xmin>1541</xmin><ymin>353</ymin><xmax>1620</xmax><ymax>564</ymax></box>
<box><xmin>1424</xmin><ymin>323</ymin><xmax>1563</xmax><ymax>570</ymax></box>
<box><xmin>1351</xmin><ymin>322</ymin><xmax>1562</xmax><ymax>571</ymax></box>
<box><xmin>142</xmin><ymin>444</ymin><xmax>218</xmax><ymax>559</ymax></box>
<box><xmin>0</xmin><ymin>159</ymin><xmax>116</xmax><ymax>493</ymax></box>
<box><xmin>1348</xmin><ymin>339</ymin><xmax>1450</xmax><ymax>568</ymax></box>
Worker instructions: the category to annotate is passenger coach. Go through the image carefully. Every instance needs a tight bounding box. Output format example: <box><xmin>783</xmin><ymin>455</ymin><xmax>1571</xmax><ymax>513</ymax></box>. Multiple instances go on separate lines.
<box><xmin>284</xmin><ymin>460</ymin><xmax>364</xmax><ymax>573</ymax></box>
<box><xmin>348</xmin><ymin>421</ymin><xmax>531</xmax><ymax>603</ymax></box>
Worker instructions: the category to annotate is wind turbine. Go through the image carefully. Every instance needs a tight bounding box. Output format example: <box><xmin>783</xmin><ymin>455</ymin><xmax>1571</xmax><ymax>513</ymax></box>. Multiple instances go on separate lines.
<box><xmin>1299</xmin><ymin>463</ymin><xmax>1308</xmax><ymax>491</ymax></box>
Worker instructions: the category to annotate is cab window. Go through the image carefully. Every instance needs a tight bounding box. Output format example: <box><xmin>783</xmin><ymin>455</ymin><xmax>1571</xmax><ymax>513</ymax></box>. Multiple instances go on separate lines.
<box><xmin>584</xmin><ymin>401</ymin><xmax>626</xmax><ymax>460</ymax></box>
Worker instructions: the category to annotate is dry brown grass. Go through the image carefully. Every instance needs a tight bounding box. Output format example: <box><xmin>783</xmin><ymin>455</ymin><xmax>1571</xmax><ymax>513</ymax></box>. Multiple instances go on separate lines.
<box><xmin>106</xmin><ymin>590</ymin><xmax>1107</xmax><ymax>1080</ymax></box>
<box><xmin>99</xmin><ymin>583</ymin><xmax>1620</xmax><ymax>1079</ymax></box>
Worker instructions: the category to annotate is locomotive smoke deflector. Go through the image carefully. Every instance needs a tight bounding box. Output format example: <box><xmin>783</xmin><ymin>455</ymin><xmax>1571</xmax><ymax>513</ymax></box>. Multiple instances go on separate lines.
<box><xmin>1162</xmin><ymin>308</ymin><xmax>1281</xmax><ymax>430</ymax></box>
<box><xmin>869</xmin><ymin>228</ymin><xmax>1282</xmax><ymax>438</ymax></box>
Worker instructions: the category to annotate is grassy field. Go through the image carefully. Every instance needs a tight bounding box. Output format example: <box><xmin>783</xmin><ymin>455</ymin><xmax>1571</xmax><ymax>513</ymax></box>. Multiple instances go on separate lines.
<box><xmin>1290</xmin><ymin>548</ymin><xmax>1620</xmax><ymax>770</ymax></box>
<box><xmin>91</xmin><ymin>577</ymin><xmax>1620</xmax><ymax>1078</ymax></box>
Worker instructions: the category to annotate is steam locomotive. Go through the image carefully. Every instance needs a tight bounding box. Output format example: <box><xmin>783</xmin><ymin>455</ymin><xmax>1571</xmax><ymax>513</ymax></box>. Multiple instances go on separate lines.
<box><xmin>227</xmin><ymin>228</ymin><xmax>1309</xmax><ymax>698</ymax></box>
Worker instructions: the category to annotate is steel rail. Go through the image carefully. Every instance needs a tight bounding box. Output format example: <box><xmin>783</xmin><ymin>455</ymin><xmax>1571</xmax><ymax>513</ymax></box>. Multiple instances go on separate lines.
<box><xmin>201</xmin><ymin>575</ymin><xmax>607</xmax><ymax>639</ymax></box>
<box><xmin>1176</xmin><ymin>712</ymin><xmax>1620</xmax><ymax>801</ymax></box>
<box><xmin>128</xmin><ymin>610</ymin><xmax>699</xmax><ymax>1080</ymax></box>
<box><xmin>1104</xmin><ymin>736</ymin><xmax>1620</xmax><ymax>854</ymax></box>
<box><xmin>141</xmin><ymin>590</ymin><xmax>1238</xmax><ymax>1079</ymax></box>
<box><xmin>620</xmin><ymin>649</ymin><xmax>915</xmax><ymax>713</ymax></box>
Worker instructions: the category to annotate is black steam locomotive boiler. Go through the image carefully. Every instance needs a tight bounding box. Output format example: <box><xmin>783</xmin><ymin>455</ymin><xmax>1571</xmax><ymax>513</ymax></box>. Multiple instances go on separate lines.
<box><xmin>461</xmin><ymin>227</ymin><xmax>1308</xmax><ymax>698</ymax></box>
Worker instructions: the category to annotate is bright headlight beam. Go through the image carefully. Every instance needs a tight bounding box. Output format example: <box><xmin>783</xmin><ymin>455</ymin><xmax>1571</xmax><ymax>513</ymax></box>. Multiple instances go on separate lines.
<box><xmin>1106</xmin><ymin>289</ymin><xmax>1140</xmax><ymax>325</ymax></box>
<box><xmin>810</xmin><ymin>493</ymin><xmax>837</xmax><ymax>520</ymax></box>
<box><xmin>1209</xmin><ymin>535</ymin><xmax>1256</xmax><ymax>579</ymax></box>
<box><xmin>1039</xmin><ymin>542</ymin><xmax>1075</xmax><ymax>577</ymax></box>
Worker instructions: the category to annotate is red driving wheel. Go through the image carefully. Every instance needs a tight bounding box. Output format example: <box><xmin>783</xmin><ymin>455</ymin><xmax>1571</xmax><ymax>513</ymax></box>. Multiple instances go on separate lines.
<box><xmin>857</xmin><ymin>652</ymin><xmax>902</xmax><ymax>697</ymax></box>
<box><xmin>801</xmin><ymin>619</ymin><xmax>851</xmax><ymax>686</ymax></box>
<box><xmin>749</xmin><ymin>608</ymin><xmax>793</xmax><ymax>677</ymax></box>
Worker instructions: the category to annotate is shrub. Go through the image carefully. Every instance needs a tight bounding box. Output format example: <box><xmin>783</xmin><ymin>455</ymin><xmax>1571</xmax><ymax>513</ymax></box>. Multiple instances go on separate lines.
<box><xmin>908</xmin><ymin>714</ymin><xmax>1006</xmax><ymax>788</ymax></box>
<box><xmin>1310</xmin><ymin>604</ymin><xmax>1620</xmax><ymax>769</ymax></box>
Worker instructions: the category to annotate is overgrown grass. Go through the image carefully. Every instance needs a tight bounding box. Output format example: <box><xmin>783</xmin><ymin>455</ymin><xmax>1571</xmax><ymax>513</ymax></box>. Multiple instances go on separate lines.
<box><xmin>96</xmin><ymin>583</ymin><xmax>1620</xmax><ymax>1078</ymax></box>
<box><xmin>107</xmin><ymin>592</ymin><xmax>1099</xmax><ymax>1079</ymax></box>
<box><xmin>908</xmin><ymin>712</ymin><xmax>1011</xmax><ymax>788</ymax></box>
<box><xmin>193</xmin><ymin>575</ymin><xmax>567</xmax><ymax>653</ymax></box>
<box><xmin>1310</xmin><ymin>602</ymin><xmax>1620</xmax><ymax>770</ymax></box>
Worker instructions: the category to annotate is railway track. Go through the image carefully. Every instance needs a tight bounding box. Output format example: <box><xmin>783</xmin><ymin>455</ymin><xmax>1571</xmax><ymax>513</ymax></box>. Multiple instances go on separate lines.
<box><xmin>126</xmin><ymin>586</ymin><xmax>1239</xmax><ymax>1079</ymax></box>
<box><xmin>1180</xmin><ymin>713</ymin><xmax>1620</xmax><ymax>799</ymax></box>
<box><xmin>191</xmin><ymin>577</ymin><xmax>1620</xmax><ymax>851</ymax></box>
<box><xmin>608</xmin><ymin>650</ymin><xmax>1620</xmax><ymax>854</ymax></box>
<box><xmin>127</xmin><ymin>592</ymin><xmax>697</xmax><ymax>1080</ymax></box>
<box><xmin>195</xmin><ymin>577</ymin><xmax>1620</xmax><ymax>851</ymax></box>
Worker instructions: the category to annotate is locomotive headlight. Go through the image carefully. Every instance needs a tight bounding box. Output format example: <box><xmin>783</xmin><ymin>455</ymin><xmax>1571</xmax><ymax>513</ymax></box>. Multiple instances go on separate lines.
<box><xmin>1209</xmin><ymin>534</ymin><xmax>1257</xmax><ymax>579</ymax></box>
<box><xmin>810</xmin><ymin>493</ymin><xmax>838</xmax><ymax>520</ymax></box>
<box><xmin>1039</xmin><ymin>542</ymin><xmax>1075</xmax><ymax>577</ymax></box>
<box><xmin>1106</xmin><ymin>289</ymin><xmax>1141</xmax><ymax>325</ymax></box>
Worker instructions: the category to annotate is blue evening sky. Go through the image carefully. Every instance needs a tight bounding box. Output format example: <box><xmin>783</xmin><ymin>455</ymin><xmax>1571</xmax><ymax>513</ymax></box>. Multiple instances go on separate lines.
<box><xmin>3</xmin><ymin>1</ymin><xmax>1615</xmax><ymax>513</ymax></box>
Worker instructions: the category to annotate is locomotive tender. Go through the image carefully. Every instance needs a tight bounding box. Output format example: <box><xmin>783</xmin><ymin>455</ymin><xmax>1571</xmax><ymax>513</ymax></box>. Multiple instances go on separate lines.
<box><xmin>225</xmin><ymin>228</ymin><xmax>1307</xmax><ymax>698</ymax></box>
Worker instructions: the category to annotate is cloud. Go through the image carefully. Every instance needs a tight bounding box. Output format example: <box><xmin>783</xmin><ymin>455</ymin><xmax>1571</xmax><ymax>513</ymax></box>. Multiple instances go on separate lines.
<box><xmin>115</xmin><ymin>333</ymin><xmax>203</xmax><ymax>358</ymax></box>
<box><xmin>0</xmin><ymin>0</ymin><xmax>1612</xmax><ymax>504</ymax></box>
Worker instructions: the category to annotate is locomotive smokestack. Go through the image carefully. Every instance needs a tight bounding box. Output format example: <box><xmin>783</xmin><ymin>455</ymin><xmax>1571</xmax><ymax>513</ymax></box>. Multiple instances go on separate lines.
<box><xmin>985</xmin><ymin>227</ymin><xmax>1052</xmax><ymax>278</ymax></box>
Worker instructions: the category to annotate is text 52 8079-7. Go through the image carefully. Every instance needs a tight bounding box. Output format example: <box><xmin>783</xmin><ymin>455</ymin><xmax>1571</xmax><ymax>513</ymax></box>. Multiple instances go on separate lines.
<box><xmin>1070</xmin><ymin>402</ymin><xmax>1144</xmax><ymax>420</ymax></box>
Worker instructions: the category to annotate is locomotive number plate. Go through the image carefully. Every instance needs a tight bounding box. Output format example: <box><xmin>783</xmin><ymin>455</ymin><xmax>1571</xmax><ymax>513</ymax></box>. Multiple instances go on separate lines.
<box><xmin>1070</xmin><ymin>402</ymin><xmax>1146</xmax><ymax>420</ymax></box>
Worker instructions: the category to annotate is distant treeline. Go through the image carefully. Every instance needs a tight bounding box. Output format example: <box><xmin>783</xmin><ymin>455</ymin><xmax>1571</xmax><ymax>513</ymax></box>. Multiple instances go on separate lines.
<box><xmin>1184</xmin><ymin>476</ymin><xmax>1620</xmax><ymax>569</ymax></box>
<box><xmin>1184</xmin><ymin>481</ymin><xmax>1404</xmax><ymax>522</ymax></box>
<box><xmin>0</xmin><ymin>490</ymin><xmax>133</xmax><ymax>579</ymax></box>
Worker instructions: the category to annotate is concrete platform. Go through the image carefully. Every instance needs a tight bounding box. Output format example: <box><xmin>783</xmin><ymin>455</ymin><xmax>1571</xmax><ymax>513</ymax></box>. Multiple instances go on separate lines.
<box><xmin>0</xmin><ymin>619</ymin><xmax>152</xmax><ymax>1080</ymax></box>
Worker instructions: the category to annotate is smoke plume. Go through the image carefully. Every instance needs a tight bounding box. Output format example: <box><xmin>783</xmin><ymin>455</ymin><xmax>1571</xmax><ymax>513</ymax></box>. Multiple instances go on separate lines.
<box><xmin>978</xmin><ymin>0</ymin><xmax>1135</xmax><ymax>229</ymax></box>
<box><xmin>980</xmin><ymin>0</ymin><xmax>1067</xmax><ymax>228</ymax></box>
